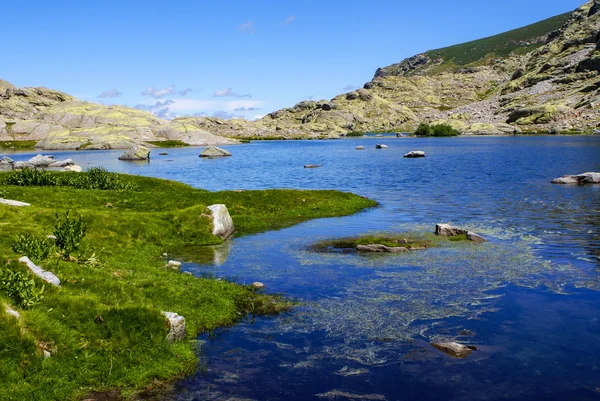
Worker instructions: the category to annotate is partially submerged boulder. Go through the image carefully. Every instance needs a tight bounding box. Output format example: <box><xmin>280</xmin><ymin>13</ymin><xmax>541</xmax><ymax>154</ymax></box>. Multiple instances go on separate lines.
<box><xmin>431</xmin><ymin>341</ymin><xmax>474</xmax><ymax>358</ymax></box>
<box><xmin>118</xmin><ymin>145</ymin><xmax>150</xmax><ymax>161</ymax></box>
<box><xmin>355</xmin><ymin>146</ymin><xmax>365</xmax><ymax>150</ymax></box>
<box><xmin>404</xmin><ymin>150</ymin><xmax>426</xmax><ymax>158</ymax></box>
<box><xmin>435</xmin><ymin>223</ymin><xmax>487</xmax><ymax>242</ymax></box>
<box><xmin>161</xmin><ymin>311</ymin><xmax>186</xmax><ymax>343</ymax></box>
<box><xmin>205</xmin><ymin>204</ymin><xmax>235</xmax><ymax>239</ymax></box>
<box><xmin>375</xmin><ymin>144</ymin><xmax>388</xmax><ymax>149</ymax></box>
<box><xmin>356</xmin><ymin>244</ymin><xmax>408</xmax><ymax>253</ymax></box>
<box><xmin>48</xmin><ymin>158</ymin><xmax>74</xmax><ymax>167</ymax></box>
<box><xmin>551</xmin><ymin>172</ymin><xmax>600</xmax><ymax>184</ymax></box>
<box><xmin>28</xmin><ymin>154</ymin><xmax>55</xmax><ymax>167</ymax></box>
<box><xmin>304</xmin><ymin>164</ymin><xmax>322</xmax><ymax>168</ymax></box>
<box><xmin>200</xmin><ymin>146</ymin><xmax>232</xmax><ymax>157</ymax></box>
<box><xmin>18</xmin><ymin>256</ymin><xmax>60</xmax><ymax>287</ymax></box>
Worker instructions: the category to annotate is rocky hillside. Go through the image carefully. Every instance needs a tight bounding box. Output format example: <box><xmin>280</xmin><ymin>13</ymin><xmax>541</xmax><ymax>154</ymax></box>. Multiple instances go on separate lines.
<box><xmin>0</xmin><ymin>80</ymin><xmax>238</xmax><ymax>150</ymax></box>
<box><xmin>237</xmin><ymin>1</ymin><xmax>600</xmax><ymax>137</ymax></box>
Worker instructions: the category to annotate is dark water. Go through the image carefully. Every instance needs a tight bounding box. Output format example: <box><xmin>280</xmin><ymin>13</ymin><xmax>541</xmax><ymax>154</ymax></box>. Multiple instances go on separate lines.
<box><xmin>6</xmin><ymin>136</ymin><xmax>600</xmax><ymax>400</ymax></box>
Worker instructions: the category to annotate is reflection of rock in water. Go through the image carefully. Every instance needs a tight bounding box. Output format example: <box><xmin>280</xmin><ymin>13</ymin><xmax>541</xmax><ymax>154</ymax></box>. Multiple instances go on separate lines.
<box><xmin>212</xmin><ymin>239</ymin><xmax>232</xmax><ymax>266</ymax></box>
<box><xmin>177</xmin><ymin>240</ymin><xmax>232</xmax><ymax>266</ymax></box>
<box><xmin>316</xmin><ymin>390</ymin><xmax>386</xmax><ymax>400</ymax></box>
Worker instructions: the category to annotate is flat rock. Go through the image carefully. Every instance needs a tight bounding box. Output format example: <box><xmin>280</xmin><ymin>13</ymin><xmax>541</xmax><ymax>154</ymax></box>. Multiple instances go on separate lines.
<box><xmin>551</xmin><ymin>175</ymin><xmax>579</xmax><ymax>184</ymax></box>
<box><xmin>118</xmin><ymin>145</ymin><xmax>150</xmax><ymax>161</ymax></box>
<box><xmin>206</xmin><ymin>204</ymin><xmax>235</xmax><ymax>239</ymax></box>
<box><xmin>466</xmin><ymin>231</ymin><xmax>487</xmax><ymax>242</ymax></box>
<box><xmin>28</xmin><ymin>154</ymin><xmax>55</xmax><ymax>167</ymax></box>
<box><xmin>161</xmin><ymin>311</ymin><xmax>186</xmax><ymax>342</ymax></box>
<box><xmin>62</xmin><ymin>165</ymin><xmax>83</xmax><ymax>172</ymax></box>
<box><xmin>431</xmin><ymin>341</ymin><xmax>473</xmax><ymax>358</ymax></box>
<box><xmin>404</xmin><ymin>150</ymin><xmax>426</xmax><ymax>158</ymax></box>
<box><xmin>200</xmin><ymin>146</ymin><xmax>232</xmax><ymax>157</ymax></box>
<box><xmin>355</xmin><ymin>146</ymin><xmax>365</xmax><ymax>150</ymax></box>
<box><xmin>18</xmin><ymin>256</ymin><xmax>60</xmax><ymax>287</ymax></box>
<box><xmin>48</xmin><ymin>158</ymin><xmax>74</xmax><ymax>167</ymax></box>
<box><xmin>0</xmin><ymin>198</ymin><xmax>31</xmax><ymax>207</ymax></box>
<box><xmin>375</xmin><ymin>144</ymin><xmax>388</xmax><ymax>149</ymax></box>
<box><xmin>356</xmin><ymin>244</ymin><xmax>408</xmax><ymax>253</ymax></box>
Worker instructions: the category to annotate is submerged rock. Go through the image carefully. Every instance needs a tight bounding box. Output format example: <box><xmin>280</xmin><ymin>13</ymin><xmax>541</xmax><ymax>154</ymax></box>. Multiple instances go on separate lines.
<box><xmin>205</xmin><ymin>204</ymin><xmax>235</xmax><ymax>239</ymax></box>
<box><xmin>431</xmin><ymin>341</ymin><xmax>474</xmax><ymax>358</ymax></box>
<box><xmin>355</xmin><ymin>146</ymin><xmax>365</xmax><ymax>150</ymax></box>
<box><xmin>161</xmin><ymin>311</ymin><xmax>186</xmax><ymax>343</ymax></box>
<box><xmin>375</xmin><ymin>144</ymin><xmax>388</xmax><ymax>149</ymax></box>
<box><xmin>159</xmin><ymin>151</ymin><xmax>168</xmax><ymax>155</ymax></box>
<box><xmin>18</xmin><ymin>256</ymin><xmax>60</xmax><ymax>287</ymax></box>
<box><xmin>200</xmin><ymin>146</ymin><xmax>232</xmax><ymax>157</ymax></box>
<box><xmin>356</xmin><ymin>244</ymin><xmax>408</xmax><ymax>253</ymax></box>
<box><xmin>118</xmin><ymin>145</ymin><xmax>150</xmax><ymax>161</ymax></box>
<box><xmin>404</xmin><ymin>150</ymin><xmax>426</xmax><ymax>158</ymax></box>
<box><xmin>551</xmin><ymin>172</ymin><xmax>600</xmax><ymax>184</ymax></box>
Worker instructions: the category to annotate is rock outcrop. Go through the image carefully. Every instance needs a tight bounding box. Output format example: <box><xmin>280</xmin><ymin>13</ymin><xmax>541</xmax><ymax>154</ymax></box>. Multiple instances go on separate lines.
<box><xmin>552</xmin><ymin>171</ymin><xmax>600</xmax><ymax>184</ymax></box>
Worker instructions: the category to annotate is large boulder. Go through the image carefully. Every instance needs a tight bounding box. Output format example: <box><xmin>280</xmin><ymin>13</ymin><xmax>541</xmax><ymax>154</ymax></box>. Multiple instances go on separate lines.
<box><xmin>199</xmin><ymin>146</ymin><xmax>232</xmax><ymax>157</ymax></box>
<box><xmin>161</xmin><ymin>311</ymin><xmax>186</xmax><ymax>343</ymax></box>
<box><xmin>205</xmin><ymin>204</ymin><xmax>235</xmax><ymax>239</ymax></box>
<box><xmin>551</xmin><ymin>172</ymin><xmax>600</xmax><ymax>184</ymax></box>
<box><xmin>28</xmin><ymin>154</ymin><xmax>55</xmax><ymax>167</ymax></box>
<box><xmin>12</xmin><ymin>161</ymin><xmax>35</xmax><ymax>170</ymax></box>
<box><xmin>404</xmin><ymin>151</ymin><xmax>426</xmax><ymax>158</ymax></box>
<box><xmin>0</xmin><ymin>157</ymin><xmax>13</xmax><ymax>171</ymax></box>
<box><xmin>118</xmin><ymin>145</ymin><xmax>150</xmax><ymax>161</ymax></box>
<box><xmin>48</xmin><ymin>158</ymin><xmax>74</xmax><ymax>167</ymax></box>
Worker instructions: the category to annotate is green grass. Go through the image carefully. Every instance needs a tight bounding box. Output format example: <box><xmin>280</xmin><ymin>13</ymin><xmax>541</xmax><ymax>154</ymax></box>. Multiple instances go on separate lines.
<box><xmin>0</xmin><ymin>172</ymin><xmax>376</xmax><ymax>400</ymax></box>
<box><xmin>311</xmin><ymin>233</ymin><xmax>433</xmax><ymax>252</ymax></box>
<box><xmin>425</xmin><ymin>12</ymin><xmax>571</xmax><ymax>69</ymax></box>
<box><xmin>414</xmin><ymin>123</ymin><xmax>460</xmax><ymax>137</ymax></box>
<box><xmin>146</xmin><ymin>140</ymin><xmax>190</xmax><ymax>148</ymax></box>
<box><xmin>0</xmin><ymin>140</ymin><xmax>38</xmax><ymax>150</ymax></box>
<box><xmin>345</xmin><ymin>131</ymin><xmax>365</xmax><ymax>137</ymax></box>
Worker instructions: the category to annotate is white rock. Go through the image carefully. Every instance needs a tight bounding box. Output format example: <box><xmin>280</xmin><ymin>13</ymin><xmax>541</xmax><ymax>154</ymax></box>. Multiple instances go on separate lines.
<box><xmin>28</xmin><ymin>154</ymin><xmax>55</xmax><ymax>167</ymax></box>
<box><xmin>375</xmin><ymin>144</ymin><xmax>388</xmax><ymax>149</ymax></box>
<box><xmin>43</xmin><ymin>350</ymin><xmax>51</xmax><ymax>359</ymax></box>
<box><xmin>18</xmin><ymin>256</ymin><xmax>61</xmax><ymax>287</ymax></box>
<box><xmin>62</xmin><ymin>165</ymin><xmax>83</xmax><ymax>172</ymax></box>
<box><xmin>404</xmin><ymin>150</ymin><xmax>426</xmax><ymax>158</ymax></box>
<box><xmin>206</xmin><ymin>204</ymin><xmax>235</xmax><ymax>239</ymax></box>
<box><xmin>0</xmin><ymin>198</ymin><xmax>31</xmax><ymax>207</ymax></box>
<box><xmin>12</xmin><ymin>161</ymin><xmax>35</xmax><ymax>170</ymax></box>
<box><xmin>48</xmin><ymin>158</ymin><xmax>74</xmax><ymax>167</ymax></box>
<box><xmin>355</xmin><ymin>146</ymin><xmax>365</xmax><ymax>150</ymax></box>
<box><xmin>252</xmin><ymin>282</ymin><xmax>265</xmax><ymax>289</ymax></box>
<box><xmin>200</xmin><ymin>146</ymin><xmax>232</xmax><ymax>157</ymax></box>
<box><xmin>167</xmin><ymin>260</ymin><xmax>181</xmax><ymax>267</ymax></box>
<box><xmin>5</xmin><ymin>307</ymin><xmax>20</xmax><ymax>320</ymax></box>
<box><xmin>161</xmin><ymin>311</ymin><xmax>186</xmax><ymax>342</ymax></box>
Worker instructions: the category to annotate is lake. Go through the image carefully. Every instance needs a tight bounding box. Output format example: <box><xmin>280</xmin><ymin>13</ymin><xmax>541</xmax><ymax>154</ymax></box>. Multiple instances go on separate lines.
<box><xmin>6</xmin><ymin>136</ymin><xmax>600</xmax><ymax>400</ymax></box>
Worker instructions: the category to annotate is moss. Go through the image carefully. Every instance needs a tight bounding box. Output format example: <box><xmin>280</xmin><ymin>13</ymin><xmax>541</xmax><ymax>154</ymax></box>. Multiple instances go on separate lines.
<box><xmin>310</xmin><ymin>233</ymin><xmax>434</xmax><ymax>252</ymax></box>
<box><xmin>0</xmin><ymin>173</ymin><xmax>375</xmax><ymax>400</ymax></box>
<box><xmin>146</xmin><ymin>140</ymin><xmax>190</xmax><ymax>148</ymax></box>
<box><xmin>0</xmin><ymin>140</ymin><xmax>38</xmax><ymax>150</ymax></box>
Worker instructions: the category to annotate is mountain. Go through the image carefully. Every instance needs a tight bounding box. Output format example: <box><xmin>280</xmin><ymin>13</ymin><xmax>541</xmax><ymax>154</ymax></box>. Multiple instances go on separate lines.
<box><xmin>0</xmin><ymin>80</ymin><xmax>238</xmax><ymax>150</ymax></box>
<box><xmin>235</xmin><ymin>0</ymin><xmax>600</xmax><ymax>137</ymax></box>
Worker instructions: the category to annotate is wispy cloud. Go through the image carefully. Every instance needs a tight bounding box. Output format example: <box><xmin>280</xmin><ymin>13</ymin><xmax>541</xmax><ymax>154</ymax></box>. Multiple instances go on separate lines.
<box><xmin>282</xmin><ymin>14</ymin><xmax>296</xmax><ymax>24</ymax></box>
<box><xmin>212</xmin><ymin>87</ymin><xmax>252</xmax><ymax>99</ymax></box>
<box><xmin>97</xmin><ymin>88</ymin><xmax>122</xmax><ymax>98</ymax></box>
<box><xmin>213</xmin><ymin>110</ymin><xmax>245</xmax><ymax>120</ymax></box>
<box><xmin>238</xmin><ymin>21</ymin><xmax>254</xmax><ymax>33</ymax></box>
<box><xmin>134</xmin><ymin>100</ymin><xmax>176</xmax><ymax>119</ymax></box>
<box><xmin>141</xmin><ymin>85</ymin><xmax>175</xmax><ymax>99</ymax></box>
<box><xmin>343</xmin><ymin>84</ymin><xmax>358</xmax><ymax>92</ymax></box>
<box><xmin>234</xmin><ymin>106</ymin><xmax>261</xmax><ymax>112</ymax></box>
<box><xmin>178</xmin><ymin>88</ymin><xmax>194</xmax><ymax>96</ymax></box>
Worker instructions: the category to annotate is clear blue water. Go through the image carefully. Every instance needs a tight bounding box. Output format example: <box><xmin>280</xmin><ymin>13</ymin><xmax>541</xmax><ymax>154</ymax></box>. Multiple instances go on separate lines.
<box><xmin>5</xmin><ymin>136</ymin><xmax>600</xmax><ymax>400</ymax></box>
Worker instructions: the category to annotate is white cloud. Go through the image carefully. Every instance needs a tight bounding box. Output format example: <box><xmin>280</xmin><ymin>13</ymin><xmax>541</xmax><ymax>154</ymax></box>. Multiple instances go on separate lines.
<box><xmin>98</xmin><ymin>88</ymin><xmax>122</xmax><ymax>98</ymax></box>
<box><xmin>212</xmin><ymin>87</ymin><xmax>252</xmax><ymax>98</ymax></box>
<box><xmin>283</xmin><ymin>14</ymin><xmax>295</xmax><ymax>24</ymax></box>
<box><xmin>141</xmin><ymin>85</ymin><xmax>175</xmax><ymax>99</ymax></box>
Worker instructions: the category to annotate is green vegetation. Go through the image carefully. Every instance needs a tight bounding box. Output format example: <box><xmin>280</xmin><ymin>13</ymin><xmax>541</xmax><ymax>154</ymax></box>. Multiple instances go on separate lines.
<box><xmin>146</xmin><ymin>140</ymin><xmax>190</xmax><ymax>148</ymax></box>
<box><xmin>311</xmin><ymin>233</ymin><xmax>433</xmax><ymax>252</ymax></box>
<box><xmin>413</xmin><ymin>123</ymin><xmax>460</xmax><ymax>137</ymax></box>
<box><xmin>0</xmin><ymin>172</ymin><xmax>375</xmax><ymax>400</ymax></box>
<box><xmin>11</xmin><ymin>234</ymin><xmax>53</xmax><ymax>263</ymax></box>
<box><xmin>425</xmin><ymin>12</ymin><xmax>571</xmax><ymax>68</ymax></box>
<box><xmin>5</xmin><ymin>167</ymin><xmax>139</xmax><ymax>191</ymax></box>
<box><xmin>53</xmin><ymin>211</ymin><xmax>87</xmax><ymax>259</ymax></box>
<box><xmin>346</xmin><ymin>131</ymin><xmax>365</xmax><ymax>137</ymax></box>
<box><xmin>0</xmin><ymin>140</ymin><xmax>38</xmax><ymax>150</ymax></box>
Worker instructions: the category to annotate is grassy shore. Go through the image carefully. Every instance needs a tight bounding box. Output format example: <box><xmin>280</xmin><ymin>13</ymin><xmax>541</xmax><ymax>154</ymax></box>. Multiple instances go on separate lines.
<box><xmin>0</xmin><ymin>171</ymin><xmax>376</xmax><ymax>400</ymax></box>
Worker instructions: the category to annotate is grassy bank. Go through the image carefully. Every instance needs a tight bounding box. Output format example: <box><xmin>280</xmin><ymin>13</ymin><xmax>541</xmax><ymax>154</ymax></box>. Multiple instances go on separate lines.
<box><xmin>0</xmin><ymin>171</ymin><xmax>376</xmax><ymax>400</ymax></box>
<box><xmin>0</xmin><ymin>140</ymin><xmax>38</xmax><ymax>150</ymax></box>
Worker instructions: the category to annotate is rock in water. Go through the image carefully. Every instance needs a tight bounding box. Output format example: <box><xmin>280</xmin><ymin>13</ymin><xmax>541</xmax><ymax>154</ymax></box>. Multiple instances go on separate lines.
<box><xmin>356</xmin><ymin>244</ymin><xmax>408</xmax><ymax>253</ymax></box>
<box><xmin>0</xmin><ymin>198</ymin><xmax>31</xmax><ymax>207</ymax></box>
<box><xmin>552</xmin><ymin>172</ymin><xmax>600</xmax><ymax>184</ymax></box>
<box><xmin>355</xmin><ymin>146</ymin><xmax>365</xmax><ymax>150</ymax></box>
<box><xmin>304</xmin><ymin>164</ymin><xmax>322</xmax><ymax>168</ymax></box>
<box><xmin>466</xmin><ymin>231</ymin><xmax>487</xmax><ymax>242</ymax></box>
<box><xmin>28</xmin><ymin>154</ymin><xmax>55</xmax><ymax>167</ymax></box>
<box><xmin>48</xmin><ymin>158</ymin><xmax>74</xmax><ymax>167</ymax></box>
<box><xmin>118</xmin><ymin>145</ymin><xmax>150</xmax><ymax>161</ymax></box>
<box><xmin>435</xmin><ymin>223</ymin><xmax>468</xmax><ymax>237</ymax></box>
<box><xmin>200</xmin><ymin>146</ymin><xmax>232</xmax><ymax>157</ymax></box>
<box><xmin>252</xmin><ymin>282</ymin><xmax>265</xmax><ymax>289</ymax></box>
<box><xmin>18</xmin><ymin>256</ymin><xmax>60</xmax><ymax>287</ymax></box>
<box><xmin>161</xmin><ymin>311</ymin><xmax>186</xmax><ymax>342</ymax></box>
<box><xmin>206</xmin><ymin>204</ymin><xmax>235</xmax><ymax>239</ymax></box>
<box><xmin>431</xmin><ymin>341</ymin><xmax>474</xmax><ymax>358</ymax></box>
<box><xmin>159</xmin><ymin>152</ymin><xmax>168</xmax><ymax>155</ymax></box>
<box><xmin>375</xmin><ymin>144</ymin><xmax>388</xmax><ymax>149</ymax></box>
<box><xmin>404</xmin><ymin>151</ymin><xmax>426</xmax><ymax>158</ymax></box>
<box><xmin>12</xmin><ymin>161</ymin><xmax>35</xmax><ymax>170</ymax></box>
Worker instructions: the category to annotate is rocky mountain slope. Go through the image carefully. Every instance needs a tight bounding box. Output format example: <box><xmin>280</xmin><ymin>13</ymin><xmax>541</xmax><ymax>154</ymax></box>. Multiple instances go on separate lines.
<box><xmin>236</xmin><ymin>0</ymin><xmax>600</xmax><ymax>137</ymax></box>
<box><xmin>0</xmin><ymin>80</ymin><xmax>238</xmax><ymax>150</ymax></box>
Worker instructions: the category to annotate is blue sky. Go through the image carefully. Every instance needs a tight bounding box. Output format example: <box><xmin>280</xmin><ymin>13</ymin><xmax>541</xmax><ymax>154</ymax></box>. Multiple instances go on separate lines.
<box><xmin>1</xmin><ymin>0</ymin><xmax>584</xmax><ymax>120</ymax></box>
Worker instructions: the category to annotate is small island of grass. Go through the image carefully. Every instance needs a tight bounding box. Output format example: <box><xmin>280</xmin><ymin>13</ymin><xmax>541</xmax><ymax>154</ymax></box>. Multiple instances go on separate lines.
<box><xmin>0</xmin><ymin>170</ymin><xmax>376</xmax><ymax>400</ymax></box>
<box><xmin>413</xmin><ymin>123</ymin><xmax>461</xmax><ymax>137</ymax></box>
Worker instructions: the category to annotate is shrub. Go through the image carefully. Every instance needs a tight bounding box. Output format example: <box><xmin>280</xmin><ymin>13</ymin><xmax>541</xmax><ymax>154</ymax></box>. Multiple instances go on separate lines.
<box><xmin>0</xmin><ymin>269</ymin><xmax>44</xmax><ymax>309</ymax></box>
<box><xmin>65</xmin><ymin>167</ymin><xmax>139</xmax><ymax>191</ymax></box>
<box><xmin>11</xmin><ymin>234</ymin><xmax>53</xmax><ymax>262</ymax></box>
<box><xmin>5</xmin><ymin>169</ymin><xmax>57</xmax><ymax>186</ymax></box>
<box><xmin>53</xmin><ymin>211</ymin><xmax>87</xmax><ymax>259</ymax></box>
<box><xmin>414</xmin><ymin>123</ymin><xmax>460</xmax><ymax>137</ymax></box>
